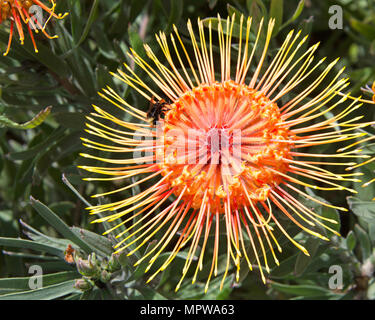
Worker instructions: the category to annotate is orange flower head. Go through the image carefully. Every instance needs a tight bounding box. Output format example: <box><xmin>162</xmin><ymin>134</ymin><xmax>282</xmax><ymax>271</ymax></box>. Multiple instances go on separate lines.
<box><xmin>80</xmin><ymin>15</ymin><xmax>372</xmax><ymax>292</ymax></box>
<box><xmin>161</xmin><ymin>80</ymin><xmax>292</xmax><ymax>213</ymax></box>
<box><xmin>0</xmin><ymin>0</ymin><xmax>67</xmax><ymax>56</ymax></box>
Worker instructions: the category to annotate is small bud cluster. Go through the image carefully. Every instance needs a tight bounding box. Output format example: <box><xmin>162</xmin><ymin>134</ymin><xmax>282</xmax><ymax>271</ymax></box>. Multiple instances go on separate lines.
<box><xmin>73</xmin><ymin>250</ymin><xmax>123</xmax><ymax>292</ymax></box>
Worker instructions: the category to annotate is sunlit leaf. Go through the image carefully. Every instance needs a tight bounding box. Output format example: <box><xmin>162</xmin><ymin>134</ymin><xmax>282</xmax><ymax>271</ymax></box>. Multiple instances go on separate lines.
<box><xmin>0</xmin><ymin>107</ymin><xmax>51</xmax><ymax>130</ymax></box>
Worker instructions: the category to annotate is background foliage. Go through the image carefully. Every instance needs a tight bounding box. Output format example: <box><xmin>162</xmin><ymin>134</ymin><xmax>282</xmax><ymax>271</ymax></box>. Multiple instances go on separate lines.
<box><xmin>0</xmin><ymin>0</ymin><xmax>374</xmax><ymax>300</ymax></box>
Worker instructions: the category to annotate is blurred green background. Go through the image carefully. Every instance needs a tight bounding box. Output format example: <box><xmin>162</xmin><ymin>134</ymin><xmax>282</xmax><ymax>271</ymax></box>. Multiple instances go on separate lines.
<box><xmin>0</xmin><ymin>0</ymin><xmax>374</xmax><ymax>300</ymax></box>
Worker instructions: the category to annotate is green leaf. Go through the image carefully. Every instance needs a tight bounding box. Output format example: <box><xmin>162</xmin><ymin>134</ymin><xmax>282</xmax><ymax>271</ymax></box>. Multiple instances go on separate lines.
<box><xmin>76</xmin><ymin>0</ymin><xmax>99</xmax><ymax>47</ymax></box>
<box><xmin>270</xmin><ymin>281</ymin><xmax>335</xmax><ymax>297</ymax></box>
<box><xmin>133</xmin><ymin>287</ymin><xmax>168</xmax><ymax>300</ymax></box>
<box><xmin>128</xmin><ymin>25</ymin><xmax>144</xmax><ymax>58</ymax></box>
<box><xmin>368</xmin><ymin>281</ymin><xmax>375</xmax><ymax>300</ymax></box>
<box><xmin>67</xmin><ymin>0</ymin><xmax>83</xmax><ymax>44</ymax></box>
<box><xmin>0</xmin><ymin>107</ymin><xmax>51</xmax><ymax>129</ymax></box>
<box><xmin>0</xmin><ymin>272</ymin><xmax>79</xmax><ymax>294</ymax></box>
<box><xmin>2</xmin><ymin>250</ymin><xmax>59</xmax><ymax>261</ymax></box>
<box><xmin>357</xmin><ymin>142</ymin><xmax>375</xmax><ymax>155</ymax></box>
<box><xmin>96</xmin><ymin>64</ymin><xmax>117</xmax><ymax>92</ymax></box>
<box><xmin>129</xmin><ymin>0</ymin><xmax>146</xmax><ymax>22</ymax></box>
<box><xmin>3</xmin><ymin>33</ymin><xmax>69</xmax><ymax>77</ymax></box>
<box><xmin>369</xmin><ymin>223</ymin><xmax>375</xmax><ymax>245</ymax></box>
<box><xmin>246</xmin><ymin>0</ymin><xmax>268</xmax><ymax>25</ymax></box>
<box><xmin>304</xmin><ymin>188</ymin><xmax>341</xmax><ymax>234</ymax></box>
<box><xmin>227</xmin><ymin>4</ymin><xmax>245</xmax><ymax>22</ymax></box>
<box><xmin>305</xmin><ymin>188</ymin><xmax>341</xmax><ymax>233</ymax></box>
<box><xmin>347</xmin><ymin>196</ymin><xmax>375</xmax><ymax>224</ymax></box>
<box><xmin>177</xmin><ymin>275</ymin><xmax>234</xmax><ymax>300</ymax></box>
<box><xmin>9</xmin><ymin>126</ymin><xmax>66</xmax><ymax>161</ymax></box>
<box><xmin>280</xmin><ymin>0</ymin><xmax>304</xmax><ymax>30</ymax></box>
<box><xmin>30</xmin><ymin>197</ymin><xmax>93</xmax><ymax>254</ymax></box>
<box><xmin>270</xmin><ymin>253</ymin><xmax>298</xmax><ymax>279</ymax></box>
<box><xmin>35</xmin><ymin>261</ymin><xmax>75</xmax><ymax>273</ymax></box>
<box><xmin>0</xmin><ymin>280</ymin><xmax>79</xmax><ymax>300</ymax></box>
<box><xmin>165</xmin><ymin>0</ymin><xmax>183</xmax><ymax>34</ymax></box>
<box><xmin>61</xmin><ymin>174</ymin><xmax>126</xmax><ymax>239</ymax></box>
<box><xmin>294</xmin><ymin>237</ymin><xmax>321</xmax><ymax>277</ymax></box>
<box><xmin>321</xmin><ymin>206</ymin><xmax>341</xmax><ymax>233</ymax></box>
<box><xmin>62</xmin><ymin>174</ymin><xmax>92</xmax><ymax>208</ymax></box>
<box><xmin>53</xmin><ymin>111</ymin><xmax>87</xmax><ymax>130</ymax></box>
<box><xmin>269</xmin><ymin>0</ymin><xmax>283</xmax><ymax>35</ymax></box>
<box><xmin>346</xmin><ymin>230</ymin><xmax>357</xmax><ymax>251</ymax></box>
<box><xmin>350</xmin><ymin>19</ymin><xmax>375</xmax><ymax>41</ymax></box>
<box><xmin>208</xmin><ymin>0</ymin><xmax>218</xmax><ymax>9</ymax></box>
<box><xmin>0</xmin><ymin>237</ymin><xmax>63</xmax><ymax>258</ymax></box>
<box><xmin>125</xmin><ymin>240</ymin><xmax>158</xmax><ymax>282</ymax></box>
<box><xmin>295</xmin><ymin>16</ymin><xmax>314</xmax><ymax>53</ymax></box>
<box><xmin>20</xmin><ymin>219</ymin><xmax>73</xmax><ymax>251</ymax></box>
<box><xmin>70</xmin><ymin>227</ymin><xmax>113</xmax><ymax>257</ymax></box>
<box><xmin>354</xmin><ymin>224</ymin><xmax>372</xmax><ymax>262</ymax></box>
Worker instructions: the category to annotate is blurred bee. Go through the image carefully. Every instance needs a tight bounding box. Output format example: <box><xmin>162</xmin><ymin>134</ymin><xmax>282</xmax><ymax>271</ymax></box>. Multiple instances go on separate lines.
<box><xmin>147</xmin><ymin>96</ymin><xmax>171</xmax><ymax>125</ymax></box>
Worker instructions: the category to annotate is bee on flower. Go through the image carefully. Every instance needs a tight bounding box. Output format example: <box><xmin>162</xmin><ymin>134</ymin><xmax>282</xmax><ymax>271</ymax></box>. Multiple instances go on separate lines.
<box><xmin>0</xmin><ymin>0</ymin><xmax>68</xmax><ymax>56</ymax></box>
<box><xmin>80</xmin><ymin>14</ymin><xmax>373</xmax><ymax>292</ymax></box>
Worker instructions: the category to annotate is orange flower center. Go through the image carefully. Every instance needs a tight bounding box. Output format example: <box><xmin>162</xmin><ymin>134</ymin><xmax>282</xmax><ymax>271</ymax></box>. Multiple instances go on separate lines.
<box><xmin>157</xmin><ymin>80</ymin><xmax>293</xmax><ymax>213</ymax></box>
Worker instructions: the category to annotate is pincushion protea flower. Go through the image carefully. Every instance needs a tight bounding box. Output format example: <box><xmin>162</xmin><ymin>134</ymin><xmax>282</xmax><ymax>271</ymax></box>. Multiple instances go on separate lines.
<box><xmin>80</xmin><ymin>14</ymin><xmax>372</xmax><ymax>292</ymax></box>
<box><xmin>0</xmin><ymin>0</ymin><xmax>67</xmax><ymax>56</ymax></box>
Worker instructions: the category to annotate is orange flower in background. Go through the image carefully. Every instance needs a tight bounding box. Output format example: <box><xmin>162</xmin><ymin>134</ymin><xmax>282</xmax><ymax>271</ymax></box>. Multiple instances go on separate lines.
<box><xmin>0</xmin><ymin>0</ymin><xmax>67</xmax><ymax>56</ymax></box>
<box><xmin>80</xmin><ymin>15</ymin><xmax>373</xmax><ymax>292</ymax></box>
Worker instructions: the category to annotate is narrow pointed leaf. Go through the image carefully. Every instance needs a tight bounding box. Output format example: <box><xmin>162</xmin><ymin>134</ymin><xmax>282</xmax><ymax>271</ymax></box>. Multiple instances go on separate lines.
<box><xmin>280</xmin><ymin>0</ymin><xmax>304</xmax><ymax>30</ymax></box>
<box><xmin>0</xmin><ymin>280</ymin><xmax>79</xmax><ymax>300</ymax></box>
<box><xmin>30</xmin><ymin>197</ymin><xmax>93</xmax><ymax>254</ymax></box>
<box><xmin>0</xmin><ymin>107</ymin><xmax>51</xmax><ymax>129</ymax></box>
<box><xmin>70</xmin><ymin>227</ymin><xmax>113</xmax><ymax>257</ymax></box>
<box><xmin>0</xmin><ymin>272</ymin><xmax>79</xmax><ymax>294</ymax></box>
<box><xmin>0</xmin><ymin>237</ymin><xmax>63</xmax><ymax>258</ymax></box>
<box><xmin>269</xmin><ymin>0</ymin><xmax>283</xmax><ymax>35</ymax></box>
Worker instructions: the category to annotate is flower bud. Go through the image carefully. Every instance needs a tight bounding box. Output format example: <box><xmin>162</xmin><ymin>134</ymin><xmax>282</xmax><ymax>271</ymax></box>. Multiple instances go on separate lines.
<box><xmin>107</xmin><ymin>254</ymin><xmax>120</xmax><ymax>272</ymax></box>
<box><xmin>88</xmin><ymin>252</ymin><xmax>98</xmax><ymax>266</ymax></box>
<box><xmin>74</xmin><ymin>278</ymin><xmax>94</xmax><ymax>292</ymax></box>
<box><xmin>100</xmin><ymin>270</ymin><xmax>111</xmax><ymax>283</ymax></box>
<box><xmin>76</xmin><ymin>258</ymin><xmax>99</xmax><ymax>277</ymax></box>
